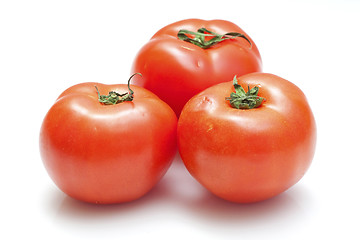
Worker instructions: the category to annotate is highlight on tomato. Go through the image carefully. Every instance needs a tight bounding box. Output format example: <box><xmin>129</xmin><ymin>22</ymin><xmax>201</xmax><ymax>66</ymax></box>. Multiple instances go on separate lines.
<box><xmin>131</xmin><ymin>18</ymin><xmax>262</xmax><ymax>117</ymax></box>
<box><xmin>39</xmin><ymin>74</ymin><xmax>178</xmax><ymax>204</ymax></box>
<box><xmin>177</xmin><ymin>73</ymin><xmax>317</xmax><ymax>203</ymax></box>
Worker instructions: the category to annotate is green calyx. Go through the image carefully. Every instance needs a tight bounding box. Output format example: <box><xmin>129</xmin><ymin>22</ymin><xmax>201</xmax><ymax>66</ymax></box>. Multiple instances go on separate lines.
<box><xmin>225</xmin><ymin>76</ymin><xmax>264</xmax><ymax>109</ymax></box>
<box><xmin>177</xmin><ymin>28</ymin><xmax>252</xmax><ymax>49</ymax></box>
<box><xmin>95</xmin><ymin>73</ymin><xmax>142</xmax><ymax>105</ymax></box>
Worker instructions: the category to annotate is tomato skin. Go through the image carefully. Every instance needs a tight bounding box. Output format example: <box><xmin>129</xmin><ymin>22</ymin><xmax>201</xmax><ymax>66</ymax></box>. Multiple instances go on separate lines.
<box><xmin>131</xmin><ymin>19</ymin><xmax>262</xmax><ymax>117</ymax></box>
<box><xmin>177</xmin><ymin>73</ymin><xmax>316</xmax><ymax>203</ymax></box>
<box><xmin>40</xmin><ymin>83</ymin><xmax>177</xmax><ymax>204</ymax></box>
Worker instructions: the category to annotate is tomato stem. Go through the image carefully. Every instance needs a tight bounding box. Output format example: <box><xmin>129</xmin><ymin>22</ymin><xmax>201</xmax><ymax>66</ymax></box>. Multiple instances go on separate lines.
<box><xmin>177</xmin><ymin>28</ymin><xmax>252</xmax><ymax>49</ymax></box>
<box><xmin>225</xmin><ymin>76</ymin><xmax>264</xmax><ymax>109</ymax></box>
<box><xmin>95</xmin><ymin>73</ymin><xmax>142</xmax><ymax>105</ymax></box>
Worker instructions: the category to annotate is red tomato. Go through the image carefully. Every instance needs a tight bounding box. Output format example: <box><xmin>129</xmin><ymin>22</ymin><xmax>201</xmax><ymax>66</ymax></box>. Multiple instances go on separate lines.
<box><xmin>40</xmin><ymin>75</ymin><xmax>177</xmax><ymax>204</ymax></box>
<box><xmin>131</xmin><ymin>18</ymin><xmax>262</xmax><ymax>117</ymax></box>
<box><xmin>177</xmin><ymin>73</ymin><xmax>316</xmax><ymax>203</ymax></box>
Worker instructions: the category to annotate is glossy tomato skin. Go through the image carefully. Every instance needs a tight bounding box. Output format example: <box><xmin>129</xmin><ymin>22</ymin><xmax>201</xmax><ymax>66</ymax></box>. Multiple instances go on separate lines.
<box><xmin>131</xmin><ymin>19</ymin><xmax>262</xmax><ymax>117</ymax></box>
<box><xmin>177</xmin><ymin>73</ymin><xmax>316</xmax><ymax>203</ymax></box>
<box><xmin>40</xmin><ymin>83</ymin><xmax>177</xmax><ymax>204</ymax></box>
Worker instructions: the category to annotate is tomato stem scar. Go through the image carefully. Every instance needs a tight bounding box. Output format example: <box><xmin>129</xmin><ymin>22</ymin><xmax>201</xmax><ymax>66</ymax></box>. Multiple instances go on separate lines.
<box><xmin>225</xmin><ymin>76</ymin><xmax>264</xmax><ymax>109</ymax></box>
<box><xmin>95</xmin><ymin>73</ymin><xmax>142</xmax><ymax>105</ymax></box>
<box><xmin>177</xmin><ymin>28</ymin><xmax>252</xmax><ymax>49</ymax></box>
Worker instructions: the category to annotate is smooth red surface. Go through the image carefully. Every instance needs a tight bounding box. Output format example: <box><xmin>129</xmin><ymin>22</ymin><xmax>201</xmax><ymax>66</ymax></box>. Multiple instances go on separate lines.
<box><xmin>40</xmin><ymin>83</ymin><xmax>177</xmax><ymax>204</ymax></box>
<box><xmin>177</xmin><ymin>73</ymin><xmax>316</xmax><ymax>203</ymax></box>
<box><xmin>131</xmin><ymin>18</ymin><xmax>262</xmax><ymax>117</ymax></box>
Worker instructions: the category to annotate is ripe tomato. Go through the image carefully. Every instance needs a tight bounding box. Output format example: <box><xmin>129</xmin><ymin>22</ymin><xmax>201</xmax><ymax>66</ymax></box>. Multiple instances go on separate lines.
<box><xmin>40</xmin><ymin>74</ymin><xmax>177</xmax><ymax>204</ymax></box>
<box><xmin>131</xmin><ymin>18</ymin><xmax>262</xmax><ymax>117</ymax></box>
<box><xmin>177</xmin><ymin>73</ymin><xmax>316</xmax><ymax>203</ymax></box>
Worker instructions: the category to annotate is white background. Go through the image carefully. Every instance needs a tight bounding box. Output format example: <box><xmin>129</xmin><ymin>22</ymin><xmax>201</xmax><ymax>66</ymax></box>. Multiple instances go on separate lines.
<box><xmin>1</xmin><ymin>0</ymin><xmax>359</xmax><ymax>239</ymax></box>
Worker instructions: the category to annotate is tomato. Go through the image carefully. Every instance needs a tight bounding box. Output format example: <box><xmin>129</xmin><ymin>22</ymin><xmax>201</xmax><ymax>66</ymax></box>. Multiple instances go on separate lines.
<box><xmin>39</xmin><ymin>74</ymin><xmax>177</xmax><ymax>204</ymax></box>
<box><xmin>131</xmin><ymin>18</ymin><xmax>262</xmax><ymax>117</ymax></box>
<box><xmin>177</xmin><ymin>73</ymin><xmax>316</xmax><ymax>203</ymax></box>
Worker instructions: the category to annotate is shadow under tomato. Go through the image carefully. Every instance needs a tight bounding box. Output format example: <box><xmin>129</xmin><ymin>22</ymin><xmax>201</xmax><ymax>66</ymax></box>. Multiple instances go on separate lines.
<box><xmin>51</xmin><ymin>175</ymin><xmax>174</xmax><ymax>221</ymax></box>
<box><xmin>175</xmin><ymin>179</ymin><xmax>315</xmax><ymax>235</ymax></box>
<box><xmin>184</xmin><ymin>187</ymin><xmax>306</xmax><ymax>219</ymax></box>
<box><xmin>162</xmin><ymin>157</ymin><xmax>315</xmax><ymax>232</ymax></box>
<box><xmin>44</xmin><ymin>154</ymin><xmax>314</xmax><ymax>235</ymax></box>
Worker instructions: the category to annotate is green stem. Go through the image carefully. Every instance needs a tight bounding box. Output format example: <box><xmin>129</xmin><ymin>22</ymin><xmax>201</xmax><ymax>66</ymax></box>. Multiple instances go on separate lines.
<box><xmin>95</xmin><ymin>73</ymin><xmax>142</xmax><ymax>105</ymax></box>
<box><xmin>225</xmin><ymin>76</ymin><xmax>264</xmax><ymax>109</ymax></box>
<box><xmin>177</xmin><ymin>28</ymin><xmax>252</xmax><ymax>49</ymax></box>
